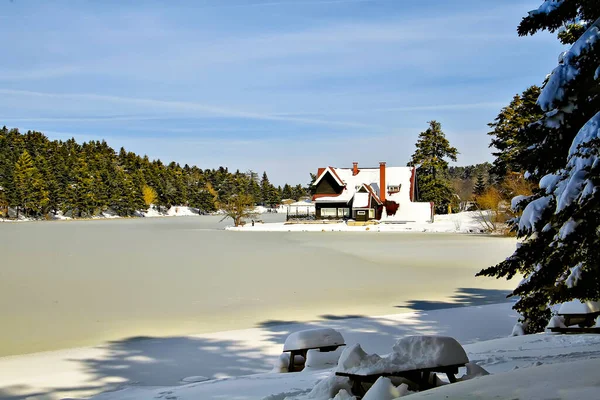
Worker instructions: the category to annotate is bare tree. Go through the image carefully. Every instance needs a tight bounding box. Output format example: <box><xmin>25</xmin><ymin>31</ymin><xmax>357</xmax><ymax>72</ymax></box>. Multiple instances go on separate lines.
<box><xmin>219</xmin><ymin>193</ymin><xmax>257</xmax><ymax>227</ymax></box>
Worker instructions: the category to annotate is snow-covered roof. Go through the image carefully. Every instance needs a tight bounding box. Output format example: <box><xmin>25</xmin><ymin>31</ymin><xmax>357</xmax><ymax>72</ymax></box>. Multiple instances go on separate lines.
<box><xmin>353</xmin><ymin>192</ymin><xmax>370</xmax><ymax>208</ymax></box>
<box><xmin>313</xmin><ymin>166</ymin><xmax>415</xmax><ymax>206</ymax></box>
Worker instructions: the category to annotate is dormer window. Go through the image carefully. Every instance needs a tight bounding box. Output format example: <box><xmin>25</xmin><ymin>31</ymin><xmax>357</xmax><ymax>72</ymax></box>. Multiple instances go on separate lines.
<box><xmin>387</xmin><ymin>184</ymin><xmax>400</xmax><ymax>194</ymax></box>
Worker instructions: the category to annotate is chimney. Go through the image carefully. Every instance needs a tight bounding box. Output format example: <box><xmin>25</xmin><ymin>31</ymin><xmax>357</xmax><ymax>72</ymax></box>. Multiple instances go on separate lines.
<box><xmin>379</xmin><ymin>162</ymin><xmax>386</xmax><ymax>202</ymax></box>
<box><xmin>352</xmin><ymin>162</ymin><xmax>359</xmax><ymax>176</ymax></box>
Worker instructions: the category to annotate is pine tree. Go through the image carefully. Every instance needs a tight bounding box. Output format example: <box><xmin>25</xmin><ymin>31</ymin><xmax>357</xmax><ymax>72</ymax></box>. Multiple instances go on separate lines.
<box><xmin>478</xmin><ymin>3</ymin><xmax>600</xmax><ymax>332</ymax></box>
<box><xmin>408</xmin><ymin>121</ymin><xmax>458</xmax><ymax>213</ymax></box>
<box><xmin>282</xmin><ymin>184</ymin><xmax>292</xmax><ymax>200</ymax></box>
<box><xmin>473</xmin><ymin>173</ymin><xmax>486</xmax><ymax>196</ymax></box>
<box><xmin>260</xmin><ymin>172</ymin><xmax>272</xmax><ymax>206</ymax></box>
<box><xmin>13</xmin><ymin>151</ymin><xmax>48</xmax><ymax>217</ymax></box>
<box><xmin>488</xmin><ymin>86</ymin><xmax>543</xmax><ymax>177</ymax></box>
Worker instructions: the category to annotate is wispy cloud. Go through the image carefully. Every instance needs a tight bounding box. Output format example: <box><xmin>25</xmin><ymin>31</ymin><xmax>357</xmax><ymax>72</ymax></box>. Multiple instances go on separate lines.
<box><xmin>0</xmin><ymin>88</ymin><xmax>383</xmax><ymax>130</ymax></box>
<box><xmin>204</xmin><ymin>0</ymin><xmax>380</xmax><ymax>8</ymax></box>
<box><xmin>0</xmin><ymin>66</ymin><xmax>81</xmax><ymax>81</ymax></box>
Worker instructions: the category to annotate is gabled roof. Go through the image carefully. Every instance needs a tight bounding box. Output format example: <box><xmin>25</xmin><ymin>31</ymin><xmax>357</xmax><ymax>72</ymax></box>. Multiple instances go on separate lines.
<box><xmin>313</xmin><ymin>165</ymin><xmax>415</xmax><ymax>206</ymax></box>
<box><xmin>313</xmin><ymin>166</ymin><xmax>345</xmax><ymax>187</ymax></box>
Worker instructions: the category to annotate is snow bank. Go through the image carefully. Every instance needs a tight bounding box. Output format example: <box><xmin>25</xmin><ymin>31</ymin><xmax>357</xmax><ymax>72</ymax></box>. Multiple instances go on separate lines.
<box><xmin>458</xmin><ymin>362</ymin><xmax>489</xmax><ymax>381</ymax></box>
<box><xmin>284</xmin><ymin>329</ymin><xmax>345</xmax><ymax>352</ymax></box>
<box><xmin>545</xmin><ymin>316</ymin><xmax>567</xmax><ymax>333</ymax></box>
<box><xmin>293</xmin><ymin>375</ymin><xmax>352</xmax><ymax>400</ymax></box>
<box><xmin>336</xmin><ymin>336</ymin><xmax>468</xmax><ymax>375</ymax></box>
<box><xmin>305</xmin><ymin>347</ymin><xmax>345</xmax><ymax>371</ymax></box>
<box><xmin>227</xmin><ymin>211</ymin><xmax>488</xmax><ymax>234</ymax></box>
<box><xmin>407</xmin><ymin>358</ymin><xmax>600</xmax><ymax>400</ymax></box>
<box><xmin>362</xmin><ymin>377</ymin><xmax>409</xmax><ymax>400</ymax></box>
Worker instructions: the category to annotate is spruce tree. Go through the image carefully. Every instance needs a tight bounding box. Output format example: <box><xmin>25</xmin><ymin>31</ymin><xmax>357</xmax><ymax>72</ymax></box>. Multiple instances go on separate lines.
<box><xmin>473</xmin><ymin>173</ymin><xmax>486</xmax><ymax>196</ymax></box>
<box><xmin>408</xmin><ymin>121</ymin><xmax>458</xmax><ymax>213</ymax></box>
<box><xmin>478</xmin><ymin>3</ymin><xmax>600</xmax><ymax>332</ymax></box>
<box><xmin>13</xmin><ymin>151</ymin><xmax>48</xmax><ymax>217</ymax></box>
<box><xmin>260</xmin><ymin>172</ymin><xmax>272</xmax><ymax>206</ymax></box>
<box><xmin>488</xmin><ymin>86</ymin><xmax>543</xmax><ymax>177</ymax></box>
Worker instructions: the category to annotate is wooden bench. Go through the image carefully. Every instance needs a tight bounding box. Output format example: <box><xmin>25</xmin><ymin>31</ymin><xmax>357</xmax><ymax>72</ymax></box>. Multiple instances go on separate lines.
<box><xmin>284</xmin><ymin>344</ymin><xmax>344</xmax><ymax>372</ymax></box>
<box><xmin>336</xmin><ymin>363</ymin><xmax>465</xmax><ymax>397</ymax></box>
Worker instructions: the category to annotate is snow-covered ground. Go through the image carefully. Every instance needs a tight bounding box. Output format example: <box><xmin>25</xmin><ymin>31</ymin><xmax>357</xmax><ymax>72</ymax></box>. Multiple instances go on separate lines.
<box><xmin>3</xmin><ymin>302</ymin><xmax>600</xmax><ymax>400</ymax></box>
<box><xmin>227</xmin><ymin>211</ymin><xmax>494</xmax><ymax>233</ymax></box>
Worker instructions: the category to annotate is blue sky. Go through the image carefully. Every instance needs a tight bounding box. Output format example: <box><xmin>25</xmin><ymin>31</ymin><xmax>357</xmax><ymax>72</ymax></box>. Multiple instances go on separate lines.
<box><xmin>0</xmin><ymin>0</ymin><xmax>563</xmax><ymax>185</ymax></box>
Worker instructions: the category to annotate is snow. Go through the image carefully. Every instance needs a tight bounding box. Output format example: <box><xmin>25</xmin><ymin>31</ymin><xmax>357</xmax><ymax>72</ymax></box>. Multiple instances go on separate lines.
<box><xmin>284</xmin><ymin>329</ymin><xmax>345</xmax><ymax>352</ymax></box>
<box><xmin>352</xmin><ymin>192</ymin><xmax>370</xmax><ymax>208</ymax></box>
<box><xmin>459</xmin><ymin>362</ymin><xmax>490</xmax><ymax>380</ymax></box>
<box><xmin>85</xmin><ymin>325</ymin><xmax>600</xmax><ymax>400</ymax></box>
<box><xmin>558</xmin><ymin>299</ymin><xmax>600</xmax><ymax>315</ymax></box>
<box><xmin>511</xmin><ymin>322</ymin><xmax>526</xmax><ymax>336</ymax></box>
<box><xmin>166</xmin><ymin>206</ymin><xmax>200</xmax><ymax>217</ymax></box>
<box><xmin>528</xmin><ymin>0</ymin><xmax>563</xmax><ymax>16</ymax></box>
<box><xmin>407</xmin><ymin>358</ymin><xmax>600</xmax><ymax>400</ymax></box>
<box><xmin>566</xmin><ymin>263</ymin><xmax>583</xmax><ymax>288</ymax></box>
<box><xmin>557</xmin><ymin>217</ymin><xmax>580</xmax><ymax>239</ymax></box>
<box><xmin>517</xmin><ymin>196</ymin><xmax>552</xmax><ymax>231</ymax></box>
<box><xmin>538</xmin><ymin>25</ymin><xmax>600</xmax><ymax>111</ymax></box>
<box><xmin>336</xmin><ymin>336</ymin><xmax>468</xmax><ymax>375</ymax></box>
<box><xmin>6</xmin><ymin>302</ymin><xmax>600</xmax><ymax>400</ymax></box>
<box><xmin>555</xmin><ymin>111</ymin><xmax>600</xmax><ymax>212</ymax></box>
<box><xmin>305</xmin><ymin>348</ymin><xmax>345</xmax><ymax>371</ymax></box>
<box><xmin>291</xmin><ymin>375</ymin><xmax>352</xmax><ymax>400</ymax></box>
<box><xmin>180</xmin><ymin>375</ymin><xmax>209</xmax><ymax>383</ymax></box>
<box><xmin>546</xmin><ymin>316</ymin><xmax>567</xmax><ymax>332</ymax></box>
<box><xmin>227</xmin><ymin>211</ymin><xmax>489</xmax><ymax>234</ymax></box>
<box><xmin>362</xmin><ymin>377</ymin><xmax>409</xmax><ymax>400</ymax></box>
<box><xmin>511</xmin><ymin>195</ymin><xmax>530</xmax><ymax>210</ymax></box>
<box><xmin>0</xmin><ymin>303</ymin><xmax>518</xmax><ymax>400</ymax></box>
<box><xmin>539</xmin><ymin>173</ymin><xmax>561</xmax><ymax>194</ymax></box>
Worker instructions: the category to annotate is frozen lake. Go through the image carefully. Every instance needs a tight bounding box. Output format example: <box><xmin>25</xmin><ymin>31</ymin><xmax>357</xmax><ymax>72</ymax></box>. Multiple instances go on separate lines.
<box><xmin>0</xmin><ymin>215</ymin><xmax>517</xmax><ymax>357</ymax></box>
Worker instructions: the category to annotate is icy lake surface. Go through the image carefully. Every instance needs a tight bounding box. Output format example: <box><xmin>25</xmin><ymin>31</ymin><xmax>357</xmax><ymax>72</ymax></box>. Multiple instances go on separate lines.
<box><xmin>0</xmin><ymin>215</ymin><xmax>517</xmax><ymax>356</ymax></box>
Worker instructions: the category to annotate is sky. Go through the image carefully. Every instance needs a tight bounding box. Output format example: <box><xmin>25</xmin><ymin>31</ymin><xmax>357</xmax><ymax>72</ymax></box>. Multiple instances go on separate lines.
<box><xmin>0</xmin><ymin>0</ymin><xmax>564</xmax><ymax>185</ymax></box>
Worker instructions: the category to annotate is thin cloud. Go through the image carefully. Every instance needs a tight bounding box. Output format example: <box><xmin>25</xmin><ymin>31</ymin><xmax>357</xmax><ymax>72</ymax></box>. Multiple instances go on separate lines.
<box><xmin>0</xmin><ymin>66</ymin><xmax>81</xmax><ymax>81</ymax></box>
<box><xmin>0</xmin><ymin>88</ymin><xmax>383</xmax><ymax>130</ymax></box>
<box><xmin>202</xmin><ymin>0</ymin><xmax>379</xmax><ymax>9</ymax></box>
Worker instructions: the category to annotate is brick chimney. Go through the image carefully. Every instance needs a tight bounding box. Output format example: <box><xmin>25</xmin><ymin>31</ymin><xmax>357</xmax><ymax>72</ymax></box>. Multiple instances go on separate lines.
<box><xmin>379</xmin><ymin>162</ymin><xmax>386</xmax><ymax>202</ymax></box>
<box><xmin>352</xmin><ymin>162</ymin><xmax>359</xmax><ymax>176</ymax></box>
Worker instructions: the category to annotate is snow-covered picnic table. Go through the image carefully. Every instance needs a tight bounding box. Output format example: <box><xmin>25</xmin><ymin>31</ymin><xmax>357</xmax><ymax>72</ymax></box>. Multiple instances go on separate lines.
<box><xmin>547</xmin><ymin>300</ymin><xmax>600</xmax><ymax>334</ymax></box>
<box><xmin>335</xmin><ymin>336</ymin><xmax>469</xmax><ymax>396</ymax></box>
<box><xmin>283</xmin><ymin>328</ymin><xmax>346</xmax><ymax>372</ymax></box>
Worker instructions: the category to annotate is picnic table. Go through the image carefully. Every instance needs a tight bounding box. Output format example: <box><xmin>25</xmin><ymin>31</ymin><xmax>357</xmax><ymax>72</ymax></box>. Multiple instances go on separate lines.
<box><xmin>282</xmin><ymin>328</ymin><xmax>345</xmax><ymax>372</ymax></box>
<box><xmin>336</xmin><ymin>363</ymin><xmax>465</xmax><ymax>396</ymax></box>
<box><xmin>548</xmin><ymin>300</ymin><xmax>600</xmax><ymax>334</ymax></box>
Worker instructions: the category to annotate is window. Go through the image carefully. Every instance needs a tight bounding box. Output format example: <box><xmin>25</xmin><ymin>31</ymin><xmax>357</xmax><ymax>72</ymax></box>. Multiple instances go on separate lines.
<box><xmin>387</xmin><ymin>184</ymin><xmax>400</xmax><ymax>194</ymax></box>
<box><xmin>321</xmin><ymin>208</ymin><xmax>337</xmax><ymax>217</ymax></box>
<box><xmin>338</xmin><ymin>208</ymin><xmax>349</xmax><ymax>217</ymax></box>
<box><xmin>357</xmin><ymin>210</ymin><xmax>366</xmax><ymax>216</ymax></box>
<box><xmin>369</xmin><ymin>208</ymin><xmax>375</xmax><ymax>219</ymax></box>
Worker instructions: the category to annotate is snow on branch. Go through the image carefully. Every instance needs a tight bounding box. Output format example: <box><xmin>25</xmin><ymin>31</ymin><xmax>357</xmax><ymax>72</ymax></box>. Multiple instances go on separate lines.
<box><xmin>538</xmin><ymin>23</ymin><xmax>600</xmax><ymax>111</ymax></box>
<box><xmin>528</xmin><ymin>0</ymin><xmax>564</xmax><ymax>17</ymax></box>
<box><xmin>555</xmin><ymin>112</ymin><xmax>600</xmax><ymax>212</ymax></box>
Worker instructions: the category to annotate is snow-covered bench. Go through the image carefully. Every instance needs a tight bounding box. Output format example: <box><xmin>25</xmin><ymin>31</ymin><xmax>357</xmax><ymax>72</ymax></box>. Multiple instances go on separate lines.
<box><xmin>282</xmin><ymin>328</ymin><xmax>345</xmax><ymax>372</ymax></box>
<box><xmin>547</xmin><ymin>300</ymin><xmax>600</xmax><ymax>334</ymax></box>
<box><xmin>335</xmin><ymin>335</ymin><xmax>469</xmax><ymax>396</ymax></box>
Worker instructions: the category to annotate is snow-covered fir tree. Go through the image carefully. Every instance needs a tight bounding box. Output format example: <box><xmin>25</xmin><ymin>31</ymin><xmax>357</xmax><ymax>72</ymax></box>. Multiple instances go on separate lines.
<box><xmin>478</xmin><ymin>1</ymin><xmax>600</xmax><ymax>332</ymax></box>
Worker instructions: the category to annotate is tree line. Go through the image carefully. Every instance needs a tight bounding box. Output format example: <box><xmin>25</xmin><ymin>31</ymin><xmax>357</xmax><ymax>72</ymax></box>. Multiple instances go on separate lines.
<box><xmin>0</xmin><ymin>127</ymin><xmax>307</xmax><ymax>219</ymax></box>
